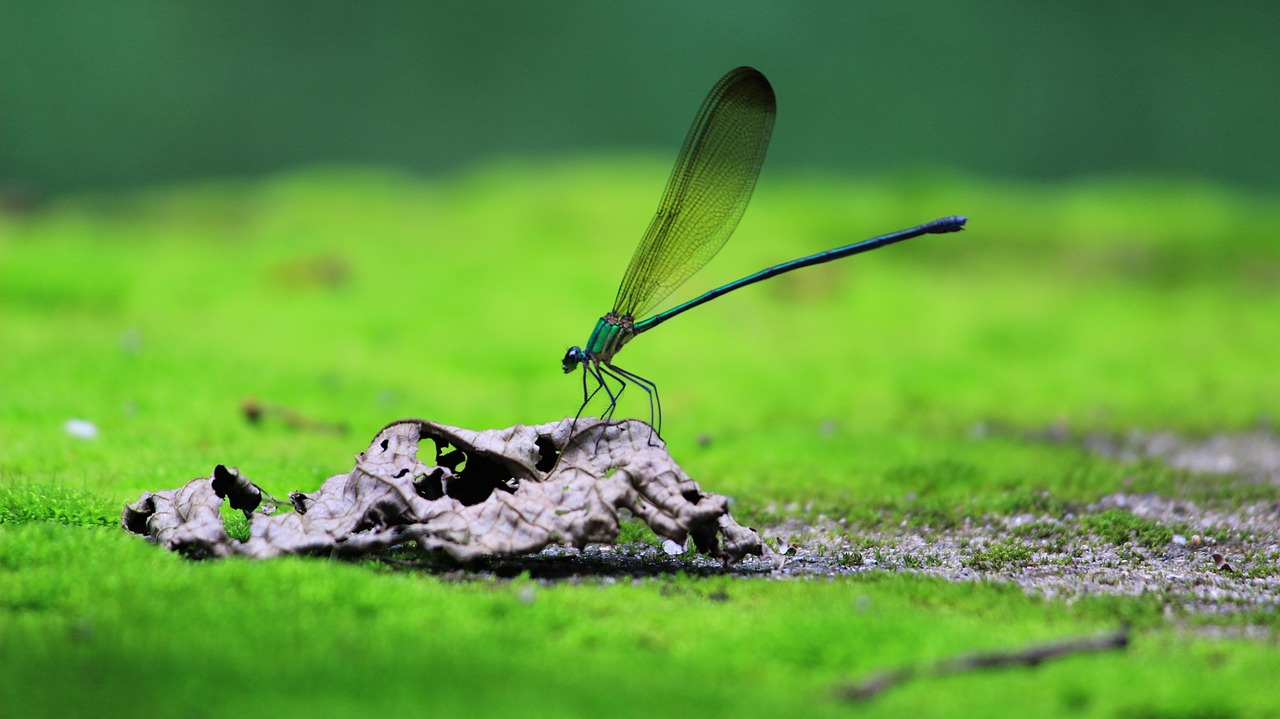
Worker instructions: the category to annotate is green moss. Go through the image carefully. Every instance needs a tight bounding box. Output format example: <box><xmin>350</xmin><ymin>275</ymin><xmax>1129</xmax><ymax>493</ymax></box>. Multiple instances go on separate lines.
<box><xmin>1082</xmin><ymin>509</ymin><xmax>1174</xmax><ymax>549</ymax></box>
<box><xmin>0</xmin><ymin>484</ymin><xmax>119</xmax><ymax>527</ymax></box>
<box><xmin>615</xmin><ymin>519</ymin><xmax>662</xmax><ymax>546</ymax></box>
<box><xmin>1009</xmin><ymin>520</ymin><xmax>1062</xmax><ymax>540</ymax></box>
<box><xmin>964</xmin><ymin>538</ymin><xmax>1037</xmax><ymax>571</ymax></box>
<box><xmin>1235</xmin><ymin>548</ymin><xmax>1279</xmax><ymax>580</ymax></box>
<box><xmin>3</xmin><ymin>165</ymin><xmax>1280</xmax><ymax>717</ymax></box>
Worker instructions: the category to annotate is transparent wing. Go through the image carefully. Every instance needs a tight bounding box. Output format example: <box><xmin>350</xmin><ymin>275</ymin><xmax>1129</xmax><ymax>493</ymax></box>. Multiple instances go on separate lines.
<box><xmin>612</xmin><ymin>67</ymin><xmax>776</xmax><ymax>319</ymax></box>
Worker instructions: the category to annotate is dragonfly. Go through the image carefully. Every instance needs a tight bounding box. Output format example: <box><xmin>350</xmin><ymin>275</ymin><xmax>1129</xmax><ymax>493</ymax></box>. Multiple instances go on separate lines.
<box><xmin>561</xmin><ymin>66</ymin><xmax>966</xmax><ymax>436</ymax></box>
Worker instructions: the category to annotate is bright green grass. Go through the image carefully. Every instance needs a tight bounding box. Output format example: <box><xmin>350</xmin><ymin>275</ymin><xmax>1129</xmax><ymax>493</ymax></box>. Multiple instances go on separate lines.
<box><xmin>2</xmin><ymin>160</ymin><xmax>1279</xmax><ymax>716</ymax></box>
<box><xmin>1</xmin><ymin>523</ymin><xmax>1272</xmax><ymax>719</ymax></box>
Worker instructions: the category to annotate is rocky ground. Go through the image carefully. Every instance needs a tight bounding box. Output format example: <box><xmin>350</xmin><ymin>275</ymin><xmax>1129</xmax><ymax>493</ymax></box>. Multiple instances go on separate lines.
<box><xmin>771</xmin><ymin>493</ymin><xmax>1278</xmax><ymax>617</ymax></box>
<box><xmin>473</xmin><ymin>429</ymin><xmax>1280</xmax><ymax>621</ymax></box>
<box><xmin>770</xmin><ymin>428</ymin><xmax>1279</xmax><ymax>619</ymax></box>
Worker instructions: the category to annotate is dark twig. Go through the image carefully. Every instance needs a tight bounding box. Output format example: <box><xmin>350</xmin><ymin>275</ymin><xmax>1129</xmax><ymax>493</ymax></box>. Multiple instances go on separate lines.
<box><xmin>838</xmin><ymin>626</ymin><xmax>1131</xmax><ymax>702</ymax></box>
<box><xmin>241</xmin><ymin>396</ymin><xmax>348</xmax><ymax>435</ymax></box>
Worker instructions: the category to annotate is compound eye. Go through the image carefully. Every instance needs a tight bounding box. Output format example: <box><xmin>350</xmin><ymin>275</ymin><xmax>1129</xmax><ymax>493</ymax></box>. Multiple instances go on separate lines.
<box><xmin>562</xmin><ymin>347</ymin><xmax>583</xmax><ymax>373</ymax></box>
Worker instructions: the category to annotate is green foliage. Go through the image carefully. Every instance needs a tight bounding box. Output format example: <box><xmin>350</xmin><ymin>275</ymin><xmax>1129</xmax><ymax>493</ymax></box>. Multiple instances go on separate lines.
<box><xmin>964</xmin><ymin>539</ymin><xmax>1036</xmax><ymax>571</ymax></box>
<box><xmin>0</xmin><ymin>484</ymin><xmax>118</xmax><ymax>527</ymax></box>
<box><xmin>1082</xmin><ymin>509</ymin><xmax>1174</xmax><ymax>549</ymax></box>
<box><xmin>616</xmin><ymin>519</ymin><xmax>662</xmax><ymax>546</ymax></box>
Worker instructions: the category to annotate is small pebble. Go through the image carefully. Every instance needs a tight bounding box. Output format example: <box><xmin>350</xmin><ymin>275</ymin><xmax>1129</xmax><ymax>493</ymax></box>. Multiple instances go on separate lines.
<box><xmin>119</xmin><ymin>328</ymin><xmax>142</xmax><ymax>355</ymax></box>
<box><xmin>63</xmin><ymin>418</ymin><xmax>99</xmax><ymax>440</ymax></box>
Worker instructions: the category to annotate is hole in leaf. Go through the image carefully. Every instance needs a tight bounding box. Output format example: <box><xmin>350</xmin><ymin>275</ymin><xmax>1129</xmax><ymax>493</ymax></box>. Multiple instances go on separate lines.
<box><xmin>436</xmin><ymin>442</ymin><xmax>466</xmax><ymax>472</ymax></box>
<box><xmin>445</xmin><ymin>449</ymin><xmax>515</xmax><ymax>506</ymax></box>
<box><xmin>417</xmin><ymin>437</ymin><xmax>517</xmax><ymax>507</ymax></box>
<box><xmin>289</xmin><ymin>491</ymin><xmax>311</xmax><ymax>514</ymax></box>
<box><xmin>534</xmin><ymin>435</ymin><xmax>559</xmax><ymax>473</ymax></box>
<box><xmin>210</xmin><ymin>464</ymin><xmax>262</xmax><ymax>513</ymax></box>
<box><xmin>121</xmin><ymin>497</ymin><xmax>153</xmax><ymax>534</ymax></box>
<box><xmin>413</xmin><ymin>468</ymin><xmax>445</xmax><ymax>500</ymax></box>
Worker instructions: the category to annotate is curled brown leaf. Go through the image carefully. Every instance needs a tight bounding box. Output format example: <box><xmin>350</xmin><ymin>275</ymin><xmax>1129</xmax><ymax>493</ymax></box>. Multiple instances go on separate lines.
<box><xmin>122</xmin><ymin>418</ymin><xmax>776</xmax><ymax>566</ymax></box>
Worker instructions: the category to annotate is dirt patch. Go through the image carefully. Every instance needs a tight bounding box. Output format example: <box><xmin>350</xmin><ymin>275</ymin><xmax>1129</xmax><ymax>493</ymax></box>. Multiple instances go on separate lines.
<box><xmin>1083</xmin><ymin>428</ymin><xmax>1280</xmax><ymax>484</ymax></box>
<box><xmin>771</xmin><ymin>429</ymin><xmax>1280</xmax><ymax>616</ymax></box>
<box><xmin>414</xmin><ymin>491</ymin><xmax>1278</xmax><ymax>622</ymax></box>
<box><xmin>769</xmin><ymin>493</ymin><xmax>1278</xmax><ymax>616</ymax></box>
<box><xmin>466</xmin><ymin>429</ymin><xmax>1280</xmax><ymax>620</ymax></box>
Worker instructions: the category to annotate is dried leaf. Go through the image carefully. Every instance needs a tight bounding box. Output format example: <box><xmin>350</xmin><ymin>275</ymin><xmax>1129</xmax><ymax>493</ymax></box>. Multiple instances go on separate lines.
<box><xmin>122</xmin><ymin>418</ymin><xmax>777</xmax><ymax>566</ymax></box>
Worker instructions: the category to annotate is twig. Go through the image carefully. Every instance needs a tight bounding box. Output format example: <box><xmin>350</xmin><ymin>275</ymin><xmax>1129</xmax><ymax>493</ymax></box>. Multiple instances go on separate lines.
<box><xmin>838</xmin><ymin>625</ymin><xmax>1131</xmax><ymax>702</ymax></box>
<box><xmin>241</xmin><ymin>396</ymin><xmax>347</xmax><ymax>435</ymax></box>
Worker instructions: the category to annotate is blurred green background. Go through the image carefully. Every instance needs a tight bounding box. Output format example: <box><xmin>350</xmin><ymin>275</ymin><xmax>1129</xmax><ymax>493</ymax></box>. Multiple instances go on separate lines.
<box><xmin>4</xmin><ymin>7</ymin><xmax>1280</xmax><ymax>717</ymax></box>
<box><xmin>3</xmin><ymin>1</ymin><xmax>1276</xmax><ymax>195</ymax></box>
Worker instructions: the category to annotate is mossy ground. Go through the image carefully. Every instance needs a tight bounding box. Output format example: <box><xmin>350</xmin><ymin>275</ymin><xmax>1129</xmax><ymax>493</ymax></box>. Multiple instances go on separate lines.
<box><xmin>2</xmin><ymin>160</ymin><xmax>1278</xmax><ymax>717</ymax></box>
